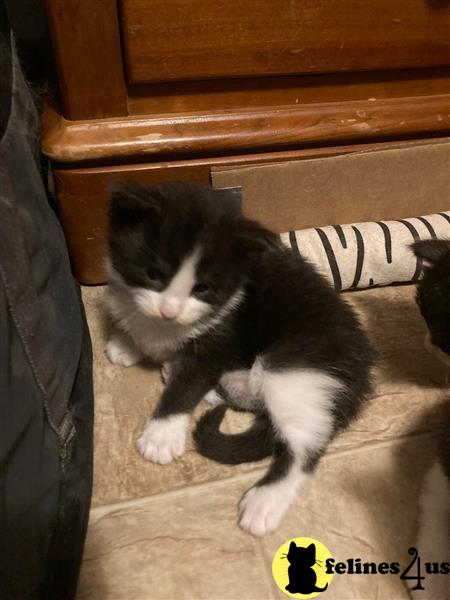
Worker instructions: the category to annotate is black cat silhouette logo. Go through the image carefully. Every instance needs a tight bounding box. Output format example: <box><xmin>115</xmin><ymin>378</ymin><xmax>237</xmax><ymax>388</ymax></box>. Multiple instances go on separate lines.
<box><xmin>272</xmin><ymin>537</ymin><xmax>334</xmax><ymax>598</ymax></box>
<box><xmin>285</xmin><ymin>542</ymin><xmax>329</xmax><ymax>595</ymax></box>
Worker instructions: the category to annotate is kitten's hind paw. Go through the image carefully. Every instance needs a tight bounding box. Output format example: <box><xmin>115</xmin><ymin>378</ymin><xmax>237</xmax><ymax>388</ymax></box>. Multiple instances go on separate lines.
<box><xmin>239</xmin><ymin>484</ymin><xmax>290</xmax><ymax>536</ymax></box>
<box><xmin>136</xmin><ymin>415</ymin><xmax>189</xmax><ymax>465</ymax></box>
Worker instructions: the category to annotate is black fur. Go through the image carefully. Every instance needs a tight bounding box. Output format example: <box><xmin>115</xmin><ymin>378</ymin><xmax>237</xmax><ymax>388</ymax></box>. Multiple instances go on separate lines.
<box><xmin>193</xmin><ymin>405</ymin><xmax>274</xmax><ymax>465</ymax></box>
<box><xmin>412</xmin><ymin>240</ymin><xmax>450</xmax><ymax>478</ymax></box>
<box><xmin>413</xmin><ymin>239</ymin><xmax>450</xmax><ymax>355</ymax></box>
<box><xmin>194</xmin><ymin>244</ymin><xmax>375</xmax><ymax>465</ymax></box>
<box><xmin>109</xmin><ymin>180</ymin><xmax>276</xmax><ymax>299</ymax></box>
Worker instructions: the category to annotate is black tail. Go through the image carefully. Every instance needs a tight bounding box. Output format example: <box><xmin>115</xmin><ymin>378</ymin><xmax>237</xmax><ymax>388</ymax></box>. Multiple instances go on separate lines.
<box><xmin>193</xmin><ymin>405</ymin><xmax>274</xmax><ymax>465</ymax></box>
<box><xmin>314</xmin><ymin>583</ymin><xmax>328</xmax><ymax>592</ymax></box>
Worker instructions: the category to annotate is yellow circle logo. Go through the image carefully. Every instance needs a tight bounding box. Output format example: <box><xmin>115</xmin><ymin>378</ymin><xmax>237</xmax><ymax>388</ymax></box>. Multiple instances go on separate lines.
<box><xmin>272</xmin><ymin>537</ymin><xmax>334</xmax><ymax>598</ymax></box>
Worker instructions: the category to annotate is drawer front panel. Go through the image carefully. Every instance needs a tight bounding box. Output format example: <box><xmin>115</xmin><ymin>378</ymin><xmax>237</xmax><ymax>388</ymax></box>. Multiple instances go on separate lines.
<box><xmin>120</xmin><ymin>0</ymin><xmax>450</xmax><ymax>83</ymax></box>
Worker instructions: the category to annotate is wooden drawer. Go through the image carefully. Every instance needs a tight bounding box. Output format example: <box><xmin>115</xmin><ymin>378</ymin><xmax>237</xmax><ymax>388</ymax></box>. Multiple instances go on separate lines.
<box><xmin>120</xmin><ymin>0</ymin><xmax>450</xmax><ymax>84</ymax></box>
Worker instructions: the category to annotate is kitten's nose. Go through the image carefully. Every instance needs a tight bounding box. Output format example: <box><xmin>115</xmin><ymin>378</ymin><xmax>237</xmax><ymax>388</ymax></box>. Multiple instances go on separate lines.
<box><xmin>160</xmin><ymin>297</ymin><xmax>181</xmax><ymax>320</ymax></box>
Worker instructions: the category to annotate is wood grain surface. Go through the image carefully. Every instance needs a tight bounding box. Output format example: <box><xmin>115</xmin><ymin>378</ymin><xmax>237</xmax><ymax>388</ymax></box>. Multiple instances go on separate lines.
<box><xmin>45</xmin><ymin>0</ymin><xmax>127</xmax><ymax>119</ymax></box>
<box><xmin>120</xmin><ymin>0</ymin><xmax>450</xmax><ymax>83</ymax></box>
<box><xmin>43</xmin><ymin>95</ymin><xmax>450</xmax><ymax>164</ymax></box>
<box><xmin>128</xmin><ymin>69</ymin><xmax>450</xmax><ymax>116</ymax></box>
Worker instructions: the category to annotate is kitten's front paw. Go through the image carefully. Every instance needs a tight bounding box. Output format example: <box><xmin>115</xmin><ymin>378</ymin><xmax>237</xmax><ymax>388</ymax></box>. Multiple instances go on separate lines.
<box><xmin>106</xmin><ymin>337</ymin><xmax>141</xmax><ymax>367</ymax></box>
<box><xmin>239</xmin><ymin>485</ymin><xmax>289</xmax><ymax>536</ymax></box>
<box><xmin>136</xmin><ymin>414</ymin><xmax>189</xmax><ymax>465</ymax></box>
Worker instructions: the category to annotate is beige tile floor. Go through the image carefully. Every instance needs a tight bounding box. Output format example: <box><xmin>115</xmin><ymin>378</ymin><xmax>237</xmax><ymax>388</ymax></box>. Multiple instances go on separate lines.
<box><xmin>78</xmin><ymin>284</ymin><xmax>448</xmax><ymax>600</ymax></box>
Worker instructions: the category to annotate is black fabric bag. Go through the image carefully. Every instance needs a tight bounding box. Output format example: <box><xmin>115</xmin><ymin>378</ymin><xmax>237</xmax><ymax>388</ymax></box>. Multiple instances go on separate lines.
<box><xmin>0</xmin><ymin>6</ymin><xmax>94</xmax><ymax>599</ymax></box>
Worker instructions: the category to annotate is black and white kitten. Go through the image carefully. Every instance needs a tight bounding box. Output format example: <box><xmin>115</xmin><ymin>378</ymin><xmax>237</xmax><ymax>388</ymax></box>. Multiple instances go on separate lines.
<box><xmin>105</xmin><ymin>181</ymin><xmax>374</xmax><ymax>536</ymax></box>
<box><xmin>410</xmin><ymin>240</ymin><xmax>449</xmax><ymax>599</ymax></box>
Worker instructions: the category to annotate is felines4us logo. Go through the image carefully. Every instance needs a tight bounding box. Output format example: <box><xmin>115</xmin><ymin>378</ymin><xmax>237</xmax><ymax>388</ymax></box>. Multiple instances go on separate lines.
<box><xmin>272</xmin><ymin>537</ymin><xmax>449</xmax><ymax>598</ymax></box>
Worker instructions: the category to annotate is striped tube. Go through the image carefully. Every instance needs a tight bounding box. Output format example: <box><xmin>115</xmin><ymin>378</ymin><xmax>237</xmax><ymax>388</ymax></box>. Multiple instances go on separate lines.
<box><xmin>280</xmin><ymin>211</ymin><xmax>450</xmax><ymax>291</ymax></box>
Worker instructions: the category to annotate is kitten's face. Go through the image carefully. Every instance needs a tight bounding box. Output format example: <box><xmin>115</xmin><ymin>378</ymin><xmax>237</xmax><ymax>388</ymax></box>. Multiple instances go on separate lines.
<box><xmin>413</xmin><ymin>240</ymin><xmax>450</xmax><ymax>358</ymax></box>
<box><xmin>107</xmin><ymin>182</ymin><xmax>254</xmax><ymax>326</ymax></box>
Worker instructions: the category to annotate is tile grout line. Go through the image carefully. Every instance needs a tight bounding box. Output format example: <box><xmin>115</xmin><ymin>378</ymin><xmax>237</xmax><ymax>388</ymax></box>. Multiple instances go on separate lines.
<box><xmin>89</xmin><ymin>431</ymin><xmax>435</xmax><ymax>519</ymax></box>
<box><xmin>89</xmin><ymin>468</ymin><xmax>264</xmax><ymax>519</ymax></box>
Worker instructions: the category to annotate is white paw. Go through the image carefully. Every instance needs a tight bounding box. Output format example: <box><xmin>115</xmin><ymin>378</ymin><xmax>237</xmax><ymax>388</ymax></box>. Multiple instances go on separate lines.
<box><xmin>106</xmin><ymin>337</ymin><xmax>141</xmax><ymax>367</ymax></box>
<box><xmin>160</xmin><ymin>361</ymin><xmax>172</xmax><ymax>384</ymax></box>
<box><xmin>202</xmin><ymin>389</ymin><xmax>224</xmax><ymax>407</ymax></box>
<box><xmin>239</xmin><ymin>485</ymin><xmax>291</xmax><ymax>536</ymax></box>
<box><xmin>136</xmin><ymin>414</ymin><xmax>189</xmax><ymax>465</ymax></box>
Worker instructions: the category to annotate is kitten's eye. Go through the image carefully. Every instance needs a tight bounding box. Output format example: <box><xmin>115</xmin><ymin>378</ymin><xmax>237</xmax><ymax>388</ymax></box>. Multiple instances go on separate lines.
<box><xmin>146</xmin><ymin>267</ymin><xmax>163</xmax><ymax>283</ymax></box>
<box><xmin>192</xmin><ymin>282</ymin><xmax>210</xmax><ymax>295</ymax></box>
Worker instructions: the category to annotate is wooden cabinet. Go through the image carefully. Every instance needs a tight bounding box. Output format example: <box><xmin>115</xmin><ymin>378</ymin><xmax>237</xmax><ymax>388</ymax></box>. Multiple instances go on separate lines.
<box><xmin>43</xmin><ymin>0</ymin><xmax>450</xmax><ymax>283</ymax></box>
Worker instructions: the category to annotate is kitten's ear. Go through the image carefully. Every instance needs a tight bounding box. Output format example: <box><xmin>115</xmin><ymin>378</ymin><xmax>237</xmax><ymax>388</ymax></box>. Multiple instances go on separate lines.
<box><xmin>109</xmin><ymin>181</ymin><xmax>161</xmax><ymax>230</ymax></box>
<box><xmin>289</xmin><ymin>541</ymin><xmax>297</xmax><ymax>551</ymax></box>
<box><xmin>307</xmin><ymin>544</ymin><xmax>316</xmax><ymax>557</ymax></box>
<box><xmin>412</xmin><ymin>240</ymin><xmax>450</xmax><ymax>265</ymax></box>
<box><xmin>234</xmin><ymin>218</ymin><xmax>281</xmax><ymax>256</ymax></box>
